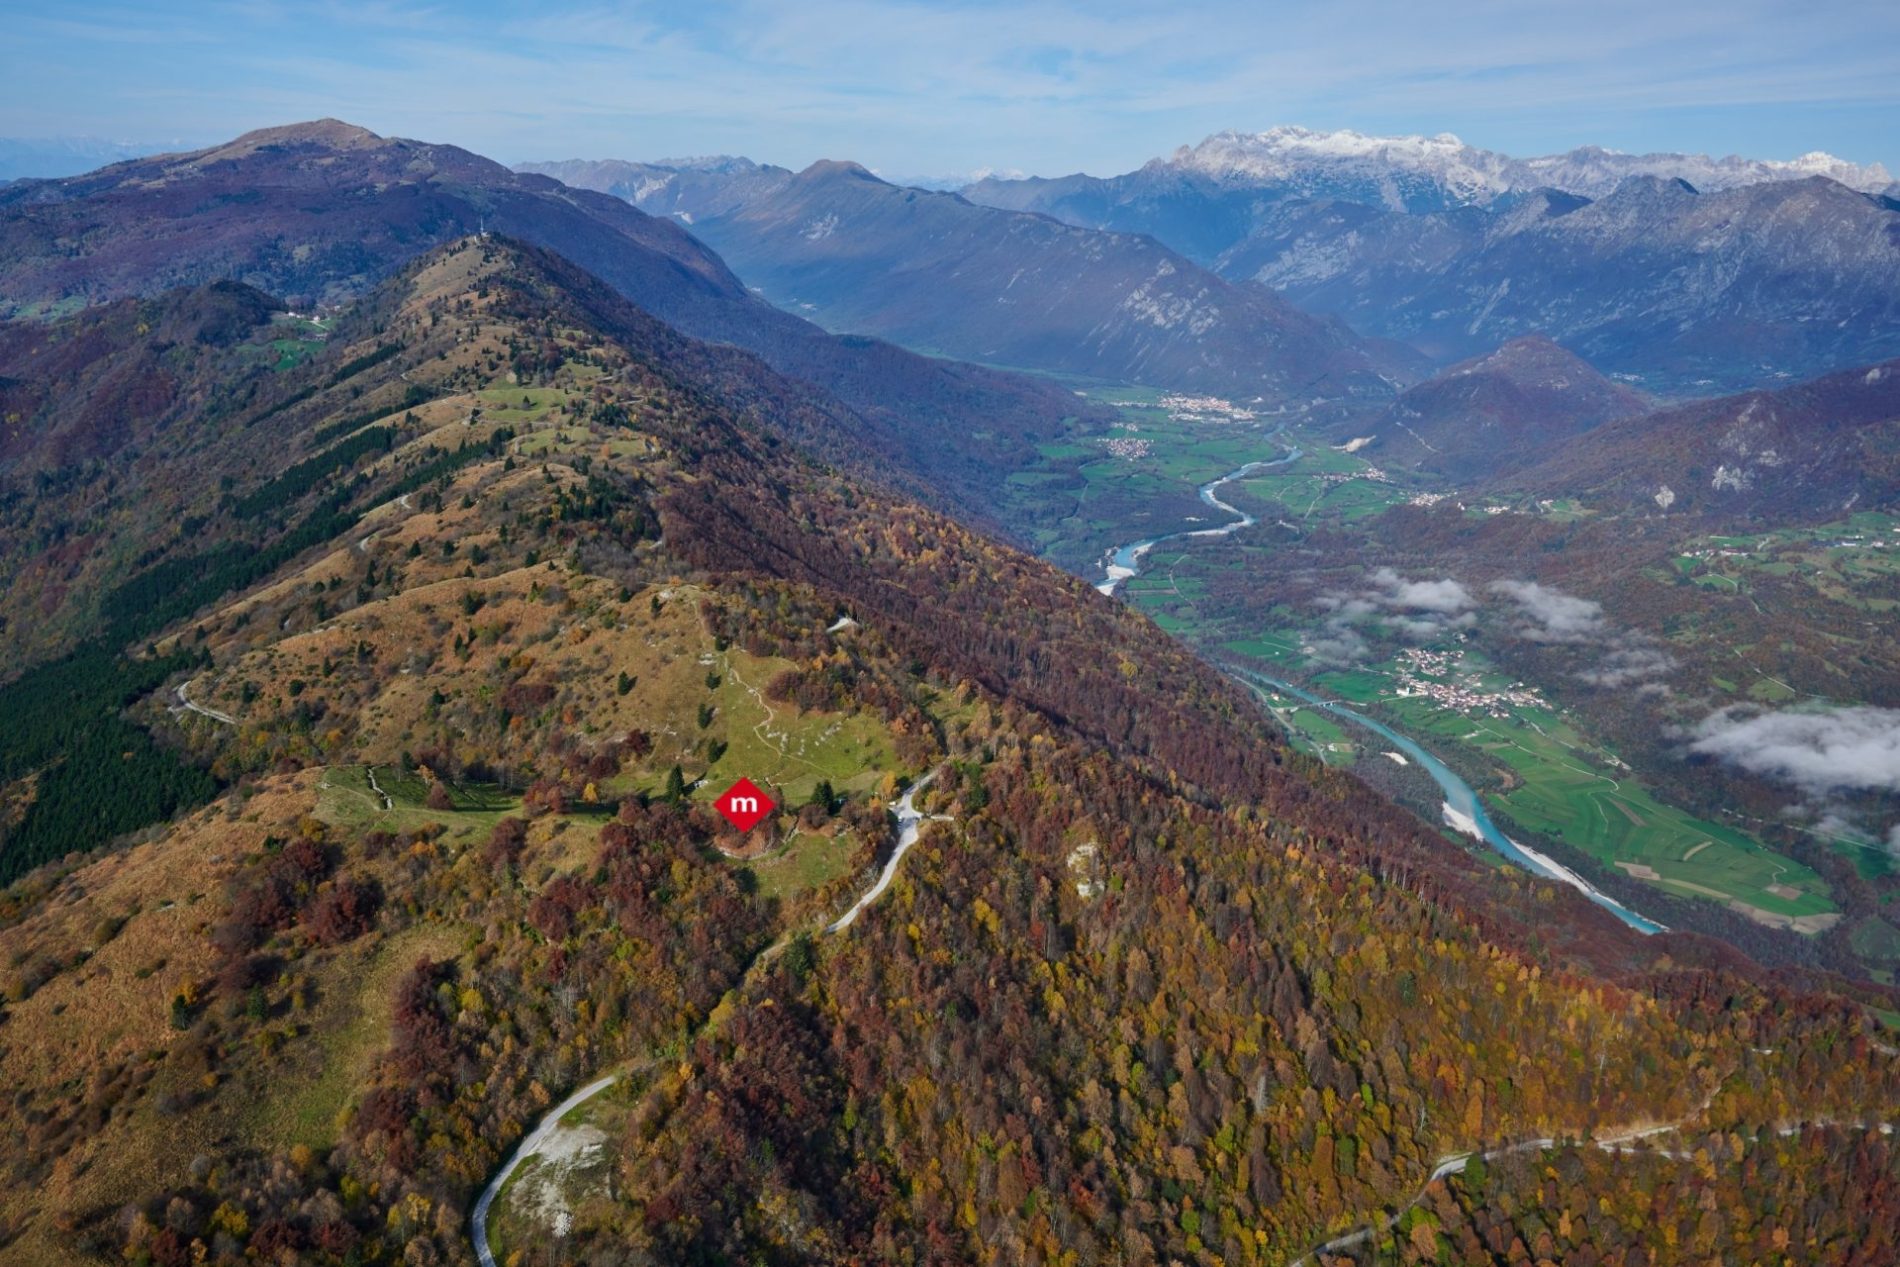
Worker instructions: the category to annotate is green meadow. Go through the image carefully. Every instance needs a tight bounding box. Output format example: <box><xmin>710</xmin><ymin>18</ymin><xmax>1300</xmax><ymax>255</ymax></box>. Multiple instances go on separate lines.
<box><xmin>1370</xmin><ymin>686</ymin><xmax>1833</xmax><ymax>920</ymax></box>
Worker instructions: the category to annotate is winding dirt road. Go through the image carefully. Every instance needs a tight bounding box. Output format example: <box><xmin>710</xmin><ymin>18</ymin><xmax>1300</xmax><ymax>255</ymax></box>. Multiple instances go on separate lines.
<box><xmin>1288</xmin><ymin>1088</ymin><xmax>1895</xmax><ymax>1265</ymax></box>
<box><xmin>470</xmin><ymin>1074</ymin><xmax>620</xmax><ymax>1267</ymax></box>
<box><xmin>827</xmin><ymin>770</ymin><xmax>943</xmax><ymax>933</ymax></box>
<box><xmin>172</xmin><ymin>680</ymin><xmax>237</xmax><ymax>726</ymax></box>
<box><xmin>471</xmin><ymin>769</ymin><xmax>943</xmax><ymax>1262</ymax></box>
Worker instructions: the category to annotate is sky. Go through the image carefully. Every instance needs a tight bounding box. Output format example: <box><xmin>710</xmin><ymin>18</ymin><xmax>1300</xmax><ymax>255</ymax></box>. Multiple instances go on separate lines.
<box><xmin>2</xmin><ymin>0</ymin><xmax>1897</xmax><ymax>179</ymax></box>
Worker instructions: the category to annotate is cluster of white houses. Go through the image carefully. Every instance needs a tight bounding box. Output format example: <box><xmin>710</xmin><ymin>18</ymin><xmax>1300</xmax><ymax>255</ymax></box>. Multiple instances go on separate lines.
<box><xmin>1392</xmin><ymin>648</ymin><xmax>1544</xmax><ymax>718</ymax></box>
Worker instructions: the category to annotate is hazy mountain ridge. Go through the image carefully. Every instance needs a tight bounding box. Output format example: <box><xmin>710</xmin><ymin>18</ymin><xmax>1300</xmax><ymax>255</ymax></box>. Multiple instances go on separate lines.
<box><xmin>1224</xmin><ymin>174</ymin><xmax>1900</xmax><ymax>389</ymax></box>
<box><xmin>521</xmin><ymin>155</ymin><xmax>795</xmax><ymax>222</ymax></box>
<box><xmin>533</xmin><ymin>129</ymin><xmax>1900</xmax><ymax>395</ymax></box>
<box><xmin>965</xmin><ymin>125</ymin><xmax>1897</xmax><ymax>228</ymax></box>
<box><xmin>522</xmin><ymin>154</ymin><xmax>1424</xmax><ymax>399</ymax></box>
<box><xmin>0</xmin><ymin>135</ymin><xmax>188</xmax><ymax>182</ymax></box>
<box><xmin>1165</xmin><ymin>126</ymin><xmax>1896</xmax><ymax>203</ymax></box>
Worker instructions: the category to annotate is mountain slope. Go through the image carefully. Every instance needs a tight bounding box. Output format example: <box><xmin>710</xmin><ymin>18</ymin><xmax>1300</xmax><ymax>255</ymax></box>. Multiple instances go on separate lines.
<box><xmin>1504</xmin><ymin>357</ymin><xmax>1900</xmax><ymax>519</ymax></box>
<box><xmin>0</xmin><ymin>279</ymin><xmax>283</xmax><ymax>473</ymax></box>
<box><xmin>0</xmin><ymin>283</ymin><xmax>334</xmax><ymax>666</ymax></box>
<box><xmin>2</xmin><ymin>236</ymin><xmax>1895</xmax><ymax>1267</ymax></box>
<box><xmin>0</xmin><ymin>120</ymin><xmax>1099</xmax><ymax>521</ymax></box>
<box><xmin>962</xmin><ymin>130</ymin><xmax>1900</xmax><ymax>391</ymax></box>
<box><xmin>1226</xmin><ymin>176</ymin><xmax>1900</xmax><ymax>389</ymax></box>
<box><xmin>1361</xmin><ymin>334</ymin><xmax>1650</xmax><ymax>479</ymax></box>
<box><xmin>526</xmin><ymin>156</ymin><xmax>1424</xmax><ymax>399</ymax></box>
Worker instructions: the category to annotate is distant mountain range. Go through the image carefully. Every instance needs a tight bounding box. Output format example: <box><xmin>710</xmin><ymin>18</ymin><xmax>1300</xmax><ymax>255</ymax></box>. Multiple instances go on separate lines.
<box><xmin>964</xmin><ymin>126</ymin><xmax>1896</xmax><ymax>230</ymax></box>
<box><xmin>525</xmin><ymin>156</ymin><xmax>1422</xmax><ymax>400</ymax></box>
<box><xmin>0</xmin><ymin>135</ymin><xmax>187</xmax><ymax>182</ymax></box>
<box><xmin>525</xmin><ymin>155</ymin><xmax>796</xmax><ymax>222</ymax></box>
<box><xmin>534</xmin><ymin>129</ymin><xmax>1900</xmax><ymax>395</ymax></box>
<box><xmin>1226</xmin><ymin>176</ymin><xmax>1900</xmax><ymax>390</ymax></box>
<box><xmin>954</xmin><ymin>130</ymin><xmax>1900</xmax><ymax>392</ymax></box>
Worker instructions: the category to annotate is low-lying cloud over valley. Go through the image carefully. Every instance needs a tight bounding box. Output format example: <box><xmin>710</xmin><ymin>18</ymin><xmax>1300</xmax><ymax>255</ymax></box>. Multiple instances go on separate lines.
<box><xmin>1688</xmin><ymin>706</ymin><xmax>1900</xmax><ymax>797</ymax></box>
<box><xmin>1488</xmin><ymin>579</ymin><xmax>1608</xmax><ymax>643</ymax></box>
<box><xmin>1489</xmin><ymin>579</ymin><xmax>1674</xmax><ymax>686</ymax></box>
<box><xmin>1307</xmin><ymin>568</ymin><xmax>1475</xmax><ymax>663</ymax></box>
<box><xmin>1305</xmin><ymin>573</ymin><xmax>1675</xmax><ymax>689</ymax></box>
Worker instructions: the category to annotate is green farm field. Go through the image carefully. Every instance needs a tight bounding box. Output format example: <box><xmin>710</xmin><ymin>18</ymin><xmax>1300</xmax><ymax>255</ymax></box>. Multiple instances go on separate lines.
<box><xmin>1371</xmin><ymin>690</ymin><xmax>1833</xmax><ymax>921</ymax></box>
<box><xmin>1001</xmin><ymin>387</ymin><xmax>1311</xmax><ymax>569</ymax></box>
<box><xmin>690</xmin><ymin>648</ymin><xmax>899</xmax><ymax>807</ymax></box>
<box><xmin>316</xmin><ymin>763</ymin><xmax>520</xmax><ymax>842</ymax></box>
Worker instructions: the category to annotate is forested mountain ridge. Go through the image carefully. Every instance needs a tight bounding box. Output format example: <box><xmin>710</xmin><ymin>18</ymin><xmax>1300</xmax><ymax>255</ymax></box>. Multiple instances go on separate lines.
<box><xmin>0</xmin><ymin>281</ymin><xmax>316</xmax><ymax>665</ymax></box>
<box><xmin>1360</xmin><ymin>334</ymin><xmax>1650</xmax><ymax>480</ymax></box>
<box><xmin>0</xmin><ymin>119</ymin><xmax>1102</xmax><ymax>527</ymax></box>
<box><xmin>1502</xmin><ymin>356</ymin><xmax>1900</xmax><ymax>520</ymax></box>
<box><xmin>0</xmin><ymin>237</ymin><xmax>1895</xmax><ymax>1267</ymax></box>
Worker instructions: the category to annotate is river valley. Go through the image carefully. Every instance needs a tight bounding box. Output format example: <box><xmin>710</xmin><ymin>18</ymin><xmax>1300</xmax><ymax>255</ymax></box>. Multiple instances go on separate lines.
<box><xmin>1094</xmin><ymin>435</ymin><xmax>1667</xmax><ymax>935</ymax></box>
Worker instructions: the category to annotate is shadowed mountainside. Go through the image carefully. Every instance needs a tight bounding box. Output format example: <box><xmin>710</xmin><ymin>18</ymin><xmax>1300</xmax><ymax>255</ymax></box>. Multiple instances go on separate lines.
<box><xmin>1358</xmin><ymin>334</ymin><xmax>1650</xmax><ymax>480</ymax></box>
<box><xmin>525</xmin><ymin>155</ymin><xmax>1426</xmax><ymax>400</ymax></box>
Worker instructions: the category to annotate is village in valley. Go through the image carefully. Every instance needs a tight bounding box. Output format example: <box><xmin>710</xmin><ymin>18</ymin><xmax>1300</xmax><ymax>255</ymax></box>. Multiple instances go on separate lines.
<box><xmin>1099</xmin><ymin>392</ymin><xmax>1266</xmax><ymax>424</ymax></box>
<box><xmin>1391</xmin><ymin>647</ymin><xmax>1546</xmax><ymax>718</ymax></box>
<box><xmin>1096</xmin><ymin>392</ymin><xmax>1276</xmax><ymax>460</ymax></box>
<box><xmin>1099</xmin><ymin>434</ymin><xmax>1153</xmax><ymax>460</ymax></box>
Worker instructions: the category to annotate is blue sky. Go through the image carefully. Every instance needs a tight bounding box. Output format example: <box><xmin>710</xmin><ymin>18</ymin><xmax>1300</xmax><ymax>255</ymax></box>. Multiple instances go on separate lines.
<box><xmin>2</xmin><ymin>0</ymin><xmax>1896</xmax><ymax>178</ymax></box>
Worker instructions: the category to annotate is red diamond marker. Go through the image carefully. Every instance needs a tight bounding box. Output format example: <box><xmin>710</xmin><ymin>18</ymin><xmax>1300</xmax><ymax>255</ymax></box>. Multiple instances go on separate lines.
<box><xmin>715</xmin><ymin>778</ymin><xmax>775</xmax><ymax>832</ymax></box>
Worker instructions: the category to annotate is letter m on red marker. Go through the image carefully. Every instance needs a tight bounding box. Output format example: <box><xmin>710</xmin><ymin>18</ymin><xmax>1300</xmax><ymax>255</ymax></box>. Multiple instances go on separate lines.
<box><xmin>715</xmin><ymin>777</ymin><xmax>775</xmax><ymax>832</ymax></box>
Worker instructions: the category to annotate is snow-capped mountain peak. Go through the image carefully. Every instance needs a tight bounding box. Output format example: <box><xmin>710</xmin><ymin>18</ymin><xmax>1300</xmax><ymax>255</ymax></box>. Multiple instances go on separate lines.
<box><xmin>1159</xmin><ymin>127</ymin><xmax>1516</xmax><ymax>210</ymax></box>
<box><xmin>1157</xmin><ymin>126</ymin><xmax>1894</xmax><ymax>207</ymax></box>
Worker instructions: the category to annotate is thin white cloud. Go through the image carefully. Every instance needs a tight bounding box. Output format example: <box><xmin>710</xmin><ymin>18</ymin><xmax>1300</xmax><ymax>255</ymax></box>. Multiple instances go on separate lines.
<box><xmin>1489</xmin><ymin>579</ymin><xmax>1673</xmax><ymax>686</ymax></box>
<box><xmin>1371</xmin><ymin>567</ymin><xmax>1475</xmax><ymax>615</ymax></box>
<box><xmin>1576</xmin><ymin>645</ymin><xmax>1676</xmax><ymax>688</ymax></box>
<box><xmin>2</xmin><ymin>0</ymin><xmax>1894</xmax><ymax>178</ymax></box>
<box><xmin>1308</xmin><ymin>568</ymin><xmax>1475</xmax><ymax>663</ymax></box>
<box><xmin>1488</xmin><ymin>579</ymin><xmax>1604</xmax><ymax>643</ymax></box>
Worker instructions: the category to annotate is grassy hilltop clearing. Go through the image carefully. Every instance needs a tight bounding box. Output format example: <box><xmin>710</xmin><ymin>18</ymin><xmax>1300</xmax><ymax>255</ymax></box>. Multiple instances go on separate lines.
<box><xmin>1</xmin><ymin>234</ymin><xmax>1893</xmax><ymax>1266</ymax></box>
